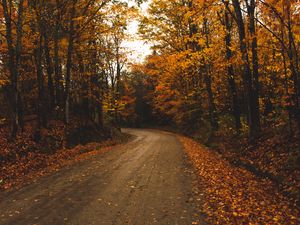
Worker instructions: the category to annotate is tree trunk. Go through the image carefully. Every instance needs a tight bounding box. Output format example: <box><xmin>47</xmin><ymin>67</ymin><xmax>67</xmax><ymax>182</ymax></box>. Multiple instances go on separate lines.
<box><xmin>232</xmin><ymin>0</ymin><xmax>259</xmax><ymax>139</ymax></box>
<box><xmin>280</xmin><ymin>16</ymin><xmax>293</xmax><ymax>135</ymax></box>
<box><xmin>65</xmin><ymin>0</ymin><xmax>77</xmax><ymax>124</ymax></box>
<box><xmin>204</xmin><ymin>72</ymin><xmax>218</xmax><ymax>131</ymax></box>
<box><xmin>1</xmin><ymin>0</ymin><xmax>24</xmax><ymax>139</ymax></box>
<box><xmin>224</xmin><ymin>3</ymin><xmax>241</xmax><ymax>133</ymax></box>
<box><xmin>284</xmin><ymin>0</ymin><xmax>300</xmax><ymax>130</ymax></box>
<box><xmin>43</xmin><ymin>29</ymin><xmax>55</xmax><ymax>113</ymax></box>
<box><xmin>30</xmin><ymin>1</ymin><xmax>48</xmax><ymax>140</ymax></box>
<box><xmin>54</xmin><ymin>0</ymin><xmax>61</xmax><ymax>113</ymax></box>
<box><xmin>203</xmin><ymin>18</ymin><xmax>218</xmax><ymax>132</ymax></box>
<box><xmin>247</xmin><ymin>0</ymin><xmax>261</xmax><ymax>135</ymax></box>
<box><xmin>34</xmin><ymin>33</ymin><xmax>45</xmax><ymax>141</ymax></box>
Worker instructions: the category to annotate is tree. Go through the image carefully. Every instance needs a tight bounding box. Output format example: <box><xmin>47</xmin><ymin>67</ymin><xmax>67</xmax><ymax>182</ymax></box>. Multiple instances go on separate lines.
<box><xmin>1</xmin><ymin>0</ymin><xmax>25</xmax><ymax>139</ymax></box>
<box><xmin>137</xmin><ymin>0</ymin><xmax>300</xmax><ymax>140</ymax></box>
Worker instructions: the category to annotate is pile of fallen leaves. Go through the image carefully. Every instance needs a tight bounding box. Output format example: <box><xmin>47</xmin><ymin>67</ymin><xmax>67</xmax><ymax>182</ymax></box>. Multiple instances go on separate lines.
<box><xmin>0</xmin><ymin>119</ymin><xmax>129</xmax><ymax>191</ymax></box>
<box><xmin>0</xmin><ymin>139</ymin><xmax>125</xmax><ymax>190</ymax></box>
<box><xmin>0</xmin><ymin>120</ymin><xmax>66</xmax><ymax>163</ymax></box>
<box><xmin>241</xmin><ymin>134</ymin><xmax>299</xmax><ymax>202</ymax></box>
<box><xmin>215</xmin><ymin>129</ymin><xmax>300</xmax><ymax>205</ymax></box>
<box><xmin>179</xmin><ymin>136</ymin><xmax>300</xmax><ymax>224</ymax></box>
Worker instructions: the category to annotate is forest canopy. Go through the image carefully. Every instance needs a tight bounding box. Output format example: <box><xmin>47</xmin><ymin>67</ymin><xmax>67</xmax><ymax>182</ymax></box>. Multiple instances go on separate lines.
<box><xmin>0</xmin><ymin>0</ymin><xmax>139</xmax><ymax>140</ymax></box>
<box><xmin>0</xmin><ymin>0</ymin><xmax>299</xmax><ymax>140</ymax></box>
<box><xmin>133</xmin><ymin>0</ymin><xmax>300</xmax><ymax>140</ymax></box>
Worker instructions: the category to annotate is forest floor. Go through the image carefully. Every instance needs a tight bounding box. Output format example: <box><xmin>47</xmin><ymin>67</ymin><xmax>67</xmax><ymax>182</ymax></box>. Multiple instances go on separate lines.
<box><xmin>0</xmin><ymin>119</ymin><xmax>129</xmax><ymax>191</ymax></box>
<box><xmin>179</xmin><ymin>135</ymin><xmax>300</xmax><ymax>224</ymax></box>
<box><xmin>207</xmin><ymin>127</ymin><xmax>300</xmax><ymax>208</ymax></box>
<box><xmin>0</xmin><ymin>128</ymin><xmax>299</xmax><ymax>225</ymax></box>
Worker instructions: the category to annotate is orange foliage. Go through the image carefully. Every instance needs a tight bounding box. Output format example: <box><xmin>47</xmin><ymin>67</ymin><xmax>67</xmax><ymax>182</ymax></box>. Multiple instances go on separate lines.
<box><xmin>179</xmin><ymin>136</ymin><xmax>300</xmax><ymax>224</ymax></box>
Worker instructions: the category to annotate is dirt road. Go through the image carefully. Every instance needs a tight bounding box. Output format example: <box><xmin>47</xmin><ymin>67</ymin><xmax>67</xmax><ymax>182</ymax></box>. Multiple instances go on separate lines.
<box><xmin>0</xmin><ymin>129</ymin><xmax>203</xmax><ymax>225</ymax></box>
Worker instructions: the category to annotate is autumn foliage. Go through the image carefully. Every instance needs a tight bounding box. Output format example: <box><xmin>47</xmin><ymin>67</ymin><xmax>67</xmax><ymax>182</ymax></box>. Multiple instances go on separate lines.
<box><xmin>137</xmin><ymin>0</ymin><xmax>300</xmax><ymax>138</ymax></box>
<box><xmin>123</xmin><ymin>0</ymin><xmax>300</xmax><ymax>221</ymax></box>
<box><xmin>0</xmin><ymin>0</ymin><xmax>138</xmax><ymax>140</ymax></box>
<box><xmin>0</xmin><ymin>0</ymin><xmax>138</xmax><ymax>184</ymax></box>
<box><xmin>0</xmin><ymin>0</ymin><xmax>299</xmax><ymax>223</ymax></box>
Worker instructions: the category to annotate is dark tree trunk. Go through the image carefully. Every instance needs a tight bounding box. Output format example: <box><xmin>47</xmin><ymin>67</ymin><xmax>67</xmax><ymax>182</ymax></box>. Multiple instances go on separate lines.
<box><xmin>204</xmin><ymin>73</ymin><xmax>218</xmax><ymax>131</ymax></box>
<box><xmin>32</xmin><ymin>2</ymin><xmax>48</xmax><ymax>140</ymax></box>
<box><xmin>224</xmin><ymin>3</ymin><xmax>241</xmax><ymax>133</ymax></box>
<box><xmin>65</xmin><ymin>0</ymin><xmax>77</xmax><ymax>124</ymax></box>
<box><xmin>203</xmin><ymin>18</ymin><xmax>218</xmax><ymax>132</ymax></box>
<box><xmin>43</xmin><ymin>29</ymin><xmax>55</xmax><ymax>113</ymax></box>
<box><xmin>284</xmin><ymin>0</ymin><xmax>300</xmax><ymax>130</ymax></box>
<box><xmin>34</xmin><ymin>33</ymin><xmax>46</xmax><ymax>141</ymax></box>
<box><xmin>54</xmin><ymin>0</ymin><xmax>62</xmax><ymax>112</ymax></box>
<box><xmin>247</xmin><ymin>0</ymin><xmax>261</xmax><ymax>135</ymax></box>
<box><xmin>232</xmin><ymin>0</ymin><xmax>260</xmax><ymax>139</ymax></box>
<box><xmin>98</xmin><ymin>70</ymin><xmax>106</xmax><ymax>129</ymax></box>
<box><xmin>280</xmin><ymin>16</ymin><xmax>293</xmax><ymax>135</ymax></box>
<box><xmin>1</xmin><ymin>0</ymin><xmax>25</xmax><ymax>139</ymax></box>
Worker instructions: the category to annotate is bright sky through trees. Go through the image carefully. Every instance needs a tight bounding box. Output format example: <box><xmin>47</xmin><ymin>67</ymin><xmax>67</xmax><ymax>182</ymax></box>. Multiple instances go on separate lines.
<box><xmin>122</xmin><ymin>1</ymin><xmax>152</xmax><ymax>63</ymax></box>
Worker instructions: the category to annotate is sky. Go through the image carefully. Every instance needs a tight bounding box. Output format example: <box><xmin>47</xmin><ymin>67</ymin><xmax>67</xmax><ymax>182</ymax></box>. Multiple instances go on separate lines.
<box><xmin>121</xmin><ymin>1</ymin><xmax>152</xmax><ymax>64</ymax></box>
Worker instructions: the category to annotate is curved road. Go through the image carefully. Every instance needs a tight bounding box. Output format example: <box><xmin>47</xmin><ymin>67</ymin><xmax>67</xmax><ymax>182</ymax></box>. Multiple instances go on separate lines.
<box><xmin>0</xmin><ymin>129</ymin><xmax>203</xmax><ymax>225</ymax></box>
